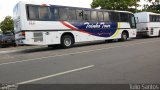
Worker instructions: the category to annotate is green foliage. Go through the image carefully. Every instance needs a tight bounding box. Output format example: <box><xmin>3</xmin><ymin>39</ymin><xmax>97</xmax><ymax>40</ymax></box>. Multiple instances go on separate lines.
<box><xmin>91</xmin><ymin>0</ymin><xmax>140</xmax><ymax>12</ymax></box>
<box><xmin>142</xmin><ymin>0</ymin><xmax>160</xmax><ymax>13</ymax></box>
<box><xmin>0</xmin><ymin>16</ymin><xmax>14</xmax><ymax>34</ymax></box>
<box><xmin>145</xmin><ymin>5</ymin><xmax>160</xmax><ymax>13</ymax></box>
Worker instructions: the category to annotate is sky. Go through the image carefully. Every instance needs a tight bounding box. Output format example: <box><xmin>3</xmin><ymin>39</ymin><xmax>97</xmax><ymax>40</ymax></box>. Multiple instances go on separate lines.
<box><xmin>0</xmin><ymin>0</ymin><xmax>149</xmax><ymax>22</ymax></box>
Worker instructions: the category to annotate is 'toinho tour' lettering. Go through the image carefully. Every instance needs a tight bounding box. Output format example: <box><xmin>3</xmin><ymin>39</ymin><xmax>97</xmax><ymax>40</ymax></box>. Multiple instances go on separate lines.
<box><xmin>84</xmin><ymin>22</ymin><xmax>111</xmax><ymax>29</ymax></box>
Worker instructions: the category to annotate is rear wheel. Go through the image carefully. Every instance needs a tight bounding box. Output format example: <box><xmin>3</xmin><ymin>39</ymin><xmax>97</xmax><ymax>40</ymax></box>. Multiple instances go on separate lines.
<box><xmin>0</xmin><ymin>44</ymin><xmax>4</xmax><ymax>48</ymax></box>
<box><xmin>61</xmin><ymin>35</ymin><xmax>74</xmax><ymax>48</ymax></box>
<box><xmin>121</xmin><ymin>32</ymin><xmax>128</xmax><ymax>41</ymax></box>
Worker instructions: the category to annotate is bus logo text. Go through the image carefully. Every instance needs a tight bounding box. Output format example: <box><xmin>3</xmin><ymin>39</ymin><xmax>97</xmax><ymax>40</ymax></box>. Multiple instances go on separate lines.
<box><xmin>84</xmin><ymin>22</ymin><xmax>111</xmax><ymax>29</ymax></box>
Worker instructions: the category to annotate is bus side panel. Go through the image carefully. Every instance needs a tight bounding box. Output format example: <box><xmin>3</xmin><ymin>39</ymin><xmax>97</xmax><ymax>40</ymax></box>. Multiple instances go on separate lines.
<box><xmin>148</xmin><ymin>23</ymin><xmax>160</xmax><ymax>36</ymax></box>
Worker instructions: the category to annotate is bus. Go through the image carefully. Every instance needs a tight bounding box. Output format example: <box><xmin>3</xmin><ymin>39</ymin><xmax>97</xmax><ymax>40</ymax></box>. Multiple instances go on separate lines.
<box><xmin>13</xmin><ymin>1</ymin><xmax>137</xmax><ymax>48</ymax></box>
<box><xmin>135</xmin><ymin>12</ymin><xmax>160</xmax><ymax>37</ymax></box>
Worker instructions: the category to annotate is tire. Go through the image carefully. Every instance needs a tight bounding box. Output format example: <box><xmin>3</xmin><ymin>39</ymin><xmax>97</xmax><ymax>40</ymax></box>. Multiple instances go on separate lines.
<box><xmin>121</xmin><ymin>32</ymin><xmax>128</xmax><ymax>41</ymax></box>
<box><xmin>61</xmin><ymin>35</ymin><xmax>74</xmax><ymax>48</ymax></box>
<box><xmin>0</xmin><ymin>44</ymin><xmax>4</xmax><ymax>48</ymax></box>
<box><xmin>159</xmin><ymin>31</ymin><xmax>160</xmax><ymax>37</ymax></box>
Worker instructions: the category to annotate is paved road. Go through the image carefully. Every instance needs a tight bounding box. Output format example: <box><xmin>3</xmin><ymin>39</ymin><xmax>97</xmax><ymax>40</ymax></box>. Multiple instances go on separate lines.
<box><xmin>0</xmin><ymin>37</ymin><xmax>160</xmax><ymax>84</ymax></box>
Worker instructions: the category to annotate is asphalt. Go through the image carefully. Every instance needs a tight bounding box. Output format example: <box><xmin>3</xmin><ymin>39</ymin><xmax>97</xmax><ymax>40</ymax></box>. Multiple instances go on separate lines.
<box><xmin>0</xmin><ymin>37</ymin><xmax>160</xmax><ymax>85</ymax></box>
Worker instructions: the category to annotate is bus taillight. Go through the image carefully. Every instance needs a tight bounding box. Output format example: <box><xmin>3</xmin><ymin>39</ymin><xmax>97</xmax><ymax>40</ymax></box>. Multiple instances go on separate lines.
<box><xmin>22</xmin><ymin>31</ymin><xmax>25</xmax><ymax>37</ymax></box>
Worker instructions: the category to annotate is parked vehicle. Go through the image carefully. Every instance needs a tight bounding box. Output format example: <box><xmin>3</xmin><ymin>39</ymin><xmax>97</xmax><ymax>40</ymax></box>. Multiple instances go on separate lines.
<box><xmin>134</xmin><ymin>12</ymin><xmax>160</xmax><ymax>37</ymax></box>
<box><xmin>0</xmin><ymin>32</ymin><xmax>16</xmax><ymax>48</ymax></box>
<box><xmin>13</xmin><ymin>1</ymin><xmax>136</xmax><ymax>48</ymax></box>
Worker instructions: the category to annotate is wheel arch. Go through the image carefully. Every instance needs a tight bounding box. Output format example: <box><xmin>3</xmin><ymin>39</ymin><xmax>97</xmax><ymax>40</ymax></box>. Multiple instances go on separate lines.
<box><xmin>122</xmin><ymin>30</ymin><xmax>129</xmax><ymax>38</ymax></box>
<box><xmin>61</xmin><ymin>32</ymin><xmax>75</xmax><ymax>43</ymax></box>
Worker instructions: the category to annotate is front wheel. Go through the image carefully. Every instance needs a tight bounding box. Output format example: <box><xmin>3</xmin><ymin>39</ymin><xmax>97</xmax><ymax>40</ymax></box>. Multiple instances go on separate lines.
<box><xmin>121</xmin><ymin>32</ymin><xmax>128</xmax><ymax>41</ymax></box>
<box><xmin>61</xmin><ymin>35</ymin><xmax>74</xmax><ymax>48</ymax></box>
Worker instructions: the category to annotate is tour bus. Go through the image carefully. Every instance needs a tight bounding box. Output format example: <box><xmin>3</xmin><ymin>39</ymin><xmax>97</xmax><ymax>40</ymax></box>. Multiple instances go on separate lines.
<box><xmin>134</xmin><ymin>12</ymin><xmax>160</xmax><ymax>37</ymax></box>
<box><xmin>13</xmin><ymin>1</ymin><xmax>136</xmax><ymax>48</ymax></box>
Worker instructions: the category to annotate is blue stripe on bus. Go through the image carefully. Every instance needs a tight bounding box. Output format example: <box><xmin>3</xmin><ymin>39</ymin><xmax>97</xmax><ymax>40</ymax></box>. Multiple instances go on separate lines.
<box><xmin>69</xmin><ymin>21</ymin><xmax>118</xmax><ymax>38</ymax></box>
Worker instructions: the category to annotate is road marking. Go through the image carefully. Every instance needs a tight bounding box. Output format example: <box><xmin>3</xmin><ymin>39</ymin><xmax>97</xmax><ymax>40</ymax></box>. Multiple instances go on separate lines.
<box><xmin>0</xmin><ymin>46</ymin><xmax>45</xmax><ymax>54</ymax></box>
<box><xmin>16</xmin><ymin>65</ymin><xmax>94</xmax><ymax>84</ymax></box>
<box><xmin>0</xmin><ymin>40</ymin><xmax>159</xmax><ymax>66</ymax></box>
<box><xmin>0</xmin><ymin>50</ymin><xmax>19</xmax><ymax>54</ymax></box>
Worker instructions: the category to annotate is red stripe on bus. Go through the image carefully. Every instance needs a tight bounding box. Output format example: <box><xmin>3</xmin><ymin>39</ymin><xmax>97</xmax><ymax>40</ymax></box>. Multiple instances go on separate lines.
<box><xmin>60</xmin><ymin>21</ymin><xmax>91</xmax><ymax>34</ymax></box>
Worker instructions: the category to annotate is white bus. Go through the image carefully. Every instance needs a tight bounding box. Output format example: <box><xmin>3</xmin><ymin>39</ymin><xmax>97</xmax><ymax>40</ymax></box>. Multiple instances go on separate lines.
<box><xmin>13</xmin><ymin>1</ymin><xmax>136</xmax><ymax>48</ymax></box>
<box><xmin>135</xmin><ymin>12</ymin><xmax>160</xmax><ymax>37</ymax></box>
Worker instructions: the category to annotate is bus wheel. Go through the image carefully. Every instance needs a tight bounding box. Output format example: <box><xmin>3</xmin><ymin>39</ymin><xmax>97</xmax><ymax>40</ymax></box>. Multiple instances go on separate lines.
<box><xmin>121</xmin><ymin>32</ymin><xmax>128</xmax><ymax>41</ymax></box>
<box><xmin>159</xmin><ymin>31</ymin><xmax>160</xmax><ymax>37</ymax></box>
<box><xmin>61</xmin><ymin>35</ymin><xmax>74</xmax><ymax>48</ymax></box>
<box><xmin>0</xmin><ymin>45</ymin><xmax>4</xmax><ymax>48</ymax></box>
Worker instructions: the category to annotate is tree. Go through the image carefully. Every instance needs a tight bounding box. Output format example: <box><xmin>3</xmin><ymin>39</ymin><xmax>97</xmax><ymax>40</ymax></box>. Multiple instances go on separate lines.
<box><xmin>91</xmin><ymin>0</ymin><xmax>140</xmax><ymax>12</ymax></box>
<box><xmin>142</xmin><ymin>0</ymin><xmax>160</xmax><ymax>13</ymax></box>
<box><xmin>0</xmin><ymin>16</ymin><xmax>14</xmax><ymax>34</ymax></box>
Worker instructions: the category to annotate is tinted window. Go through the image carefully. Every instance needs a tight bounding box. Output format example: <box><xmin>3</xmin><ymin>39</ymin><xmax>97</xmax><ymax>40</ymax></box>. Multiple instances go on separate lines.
<box><xmin>151</xmin><ymin>15</ymin><xmax>156</xmax><ymax>22</ymax></box>
<box><xmin>38</xmin><ymin>7</ymin><xmax>49</xmax><ymax>20</ymax></box>
<box><xmin>68</xmin><ymin>9</ymin><xmax>76</xmax><ymax>20</ymax></box>
<box><xmin>28</xmin><ymin>6</ymin><xmax>39</xmax><ymax>20</ymax></box>
<box><xmin>104</xmin><ymin>12</ymin><xmax>110</xmax><ymax>21</ymax></box>
<box><xmin>91</xmin><ymin>11</ymin><xmax>97</xmax><ymax>20</ymax></box>
<box><xmin>76</xmin><ymin>10</ymin><xmax>83</xmax><ymax>20</ymax></box>
<box><xmin>59</xmin><ymin>8</ymin><xmax>68</xmax><ymax>20</ymax></box>
<box><xmin>158</xmin><ymin>16</ymin><xmax>160</xmax><ymax>21</ymax></box>
<box><xmin>84</xmin><ymin>10</ymin><xmax>90</xmax><ymax>20</ymax></box>
<box><xmin>150</xmin><ymin>15</ymin><xmax>160</xmax><ymax>22</ymax></box>
<box><xmin>120</xmin><ymin>13</ymin><xmax>128</xmax><ymax>22</ymax></box>
<box><xmin>98</xmin><ymin>12</ymin><xmax>104</xmax><ymax>21</ymax></box>
<box><xmin>110</xmin><ymin>12</ymin><xmax>119</xmax><ymax>22</ymax></box>
<box><xmin>129</xmin><ymin>14</ymin><xmax>136</xmax><ymax>28</ymax></box>
<box><xmin>156</xmin><ymin>16</ymin><xmax>159</xmax><ymax>21</ymax></box>
<box><xmin>50</xmin><ymin>7</ymin><xmax>59</xmax><ymax>20</ymax></box>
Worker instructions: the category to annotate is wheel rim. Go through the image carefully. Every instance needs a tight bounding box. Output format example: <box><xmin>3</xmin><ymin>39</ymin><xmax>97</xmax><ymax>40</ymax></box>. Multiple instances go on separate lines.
<box><xmin>123</xmin><ymin>34</ymin><xmax>127</xmax><ymax>40</ymax></box>
<box><xmin>64</xmin><ymin>38</ymin><xmax>71</xmax><ymax>47</ymax></box>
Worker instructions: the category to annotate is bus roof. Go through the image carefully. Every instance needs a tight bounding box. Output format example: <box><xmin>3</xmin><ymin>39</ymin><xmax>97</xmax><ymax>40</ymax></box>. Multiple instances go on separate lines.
<box><xmin>135</xmin><ymin>12</ymin><xmax>160</xmax><ymax>15</ymax></box>
<box><xmin>17</xmin><ymin>1</ymin><xmax>133</xmax><ymax>14</ymax></box>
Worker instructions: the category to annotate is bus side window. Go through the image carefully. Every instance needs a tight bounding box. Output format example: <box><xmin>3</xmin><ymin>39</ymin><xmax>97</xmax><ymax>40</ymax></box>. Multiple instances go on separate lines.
<box><xmin>27</xmin><ymin>6</ymin><xmax>39</xmax><ymax>20</ymax></box>
<box><xmin>150</xmin><ymin>15</ymin><xmax>152</xmax><ymax>22</ymax></box>
<box><xmin>68</xmin><ymin>9</ymin><xmax>76</xmax><ymax>20</ymax></box>
<box><xmin>120</xmin><ymin>13</ymin><xmax>128</xmax><ymax>22</ymax></box>
<box><xmin>98</xmin><ymin>11</ymin><xmax>104</xmax><ymax>21</ymax></box>
<box><xmin>104</xmin><ymin>12</ymin><xmax>110</xmax><ymax>22</ymax></box>
<box><xmin>59</xmin><ymin>8</ymin><xmax>68</xmax><ymax>20</ymax></box>
<box><xmin>156</xmin><ymin>15</ymin><xmax>159</xmax><ymax>22</ymax></box>
<box><xmin>91</xmin><ymin>11</ymin><xmax>97</xmax><ymax>21</ymax></box>
<box><xmin>110</xmin><ymin>12</ymin><xmax>120</xmax><ymax>22</ymax></box>
<box><xmin>50</xmin><ymin>7</ymin><xmax>59</xmax><ymax>20</ymax></box>
<box><xmin>84</xmin><ymin>10</ymin><xmax>90</xmax><ymax>21</ymax></box>
<box><xmin>38</xmin><ymin>6</ymin><xmax>50</xmax><ymax>20</ymax></box>
<box><xmin>76</xmin><ymin>10</ymin><xmax>83</xmax><ymax>20</ymax></box>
